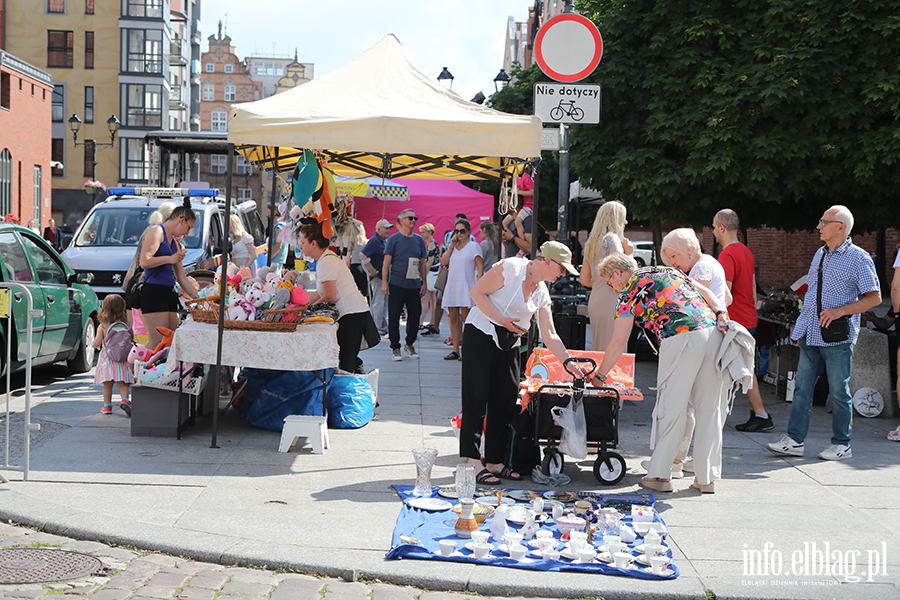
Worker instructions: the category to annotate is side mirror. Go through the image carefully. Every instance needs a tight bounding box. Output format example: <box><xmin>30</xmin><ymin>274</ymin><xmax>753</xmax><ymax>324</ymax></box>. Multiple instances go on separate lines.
<box><xmin>68</xmin><ymin>272</ymin><xmax>94</xmax><ymax>285</ymax></box>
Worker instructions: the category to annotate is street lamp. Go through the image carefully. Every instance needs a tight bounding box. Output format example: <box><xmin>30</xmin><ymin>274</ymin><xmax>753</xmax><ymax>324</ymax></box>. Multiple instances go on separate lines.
<box><xmin>493</xmin><ymin>68</ymin><xmax>511</xmax><ymax>91</ymax></box>
<box><xmin>437</xmin><ymin>67</ymin><xmax>454</xmax><ymax>89</ymax></box>
<box><xmin>470</xmin><ymin>92</ymin><xmax>486</xmax><ymax>105</ymax></box>
<box><xmin>69</xmin><ymin>114</ymin><xmax>120</xmax><ymax>203</ymax></box>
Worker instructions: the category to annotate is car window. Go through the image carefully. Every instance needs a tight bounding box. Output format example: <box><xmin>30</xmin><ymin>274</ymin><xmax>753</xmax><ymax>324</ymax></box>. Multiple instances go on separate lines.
<box><xmin>21</xmin><ymin>236</ymin><xmax>67</xmax><ymax>285</ymax></box>
<box><xmin>243</xmin><ymin>210</ymin><xmax>265</xmax><ymax>245</ymax></box>
<box><xmin>74</xmin><ymin>205</ymin><xmax>203</xmax><ymax>249</ymax></box>
<box><xmin>0</xmin><ymin>233</ymin><xmax>35</xmax><ymax>283</ymax></box>
<box><xmin>210</xmin><ymin>212</ymin><xmax>223</xmax><ymax>251</ymax></box>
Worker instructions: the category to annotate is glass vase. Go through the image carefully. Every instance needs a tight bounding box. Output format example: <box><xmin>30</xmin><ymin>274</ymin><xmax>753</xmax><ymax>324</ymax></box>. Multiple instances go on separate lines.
<box><xmin>411</xmin><ymin>447</ymin><xmax>438</xmax><ymax>496</ymax></box>
<box><xmin>454</xmin><ymin>463</ymin><xmax>476</xmax><ymax>501</ymax></box>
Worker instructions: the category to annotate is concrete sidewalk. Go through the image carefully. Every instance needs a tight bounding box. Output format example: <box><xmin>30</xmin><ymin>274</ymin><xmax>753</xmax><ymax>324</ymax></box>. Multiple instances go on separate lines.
<box><xmin>1</xmin><ymin>328</ymin><xmax>899</xmax><ymax>600</ymax></box>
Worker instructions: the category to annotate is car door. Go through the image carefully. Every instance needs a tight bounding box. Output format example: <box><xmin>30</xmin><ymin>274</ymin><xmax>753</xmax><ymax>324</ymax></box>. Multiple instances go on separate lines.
<box><xmin>19</xmin><ymin>233</ymin><xmax>71</xmax><ymax>357</ymax></box>
<box><xmin>0</xmin><ymin>232</ymin><xmax>47</xmax><ymax>361</ymax></box>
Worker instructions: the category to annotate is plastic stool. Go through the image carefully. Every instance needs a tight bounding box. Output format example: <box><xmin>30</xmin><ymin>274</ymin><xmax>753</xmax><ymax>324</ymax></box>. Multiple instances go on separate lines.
<box><xmin>279</xmin><ymin>415</ymin><xmax>329</xmax><ymax>454</ymax></box>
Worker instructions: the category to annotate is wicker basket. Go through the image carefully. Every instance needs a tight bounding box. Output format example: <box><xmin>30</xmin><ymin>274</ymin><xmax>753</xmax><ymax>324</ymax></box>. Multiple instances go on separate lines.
<box><xmin>185</xmin><ymin>296</ymin><xmax>301</xmax><ymax>332</ymax></box>
<box><xmin>221</xmin><ymin>319</ymin><xmax>298</xmax><ymax>332</ymax></box>
<box><xmin>185</xmin><ymin>297</ymin><xmax>220</xmax><ymax>324</ymax></box>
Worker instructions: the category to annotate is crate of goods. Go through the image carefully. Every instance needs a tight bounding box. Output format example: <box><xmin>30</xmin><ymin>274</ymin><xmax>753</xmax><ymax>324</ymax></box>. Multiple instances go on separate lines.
<box><xmin>134</xmin><ymin>361</ymin><xmax>206</xmax><ymax>395</ymax></box>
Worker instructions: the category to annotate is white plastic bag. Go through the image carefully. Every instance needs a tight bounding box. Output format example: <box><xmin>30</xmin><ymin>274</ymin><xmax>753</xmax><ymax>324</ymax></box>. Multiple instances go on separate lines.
<box><xmin>551</xmin><ymin>398</ymin><xmax>588</xmax><ymax>460</ymax></box>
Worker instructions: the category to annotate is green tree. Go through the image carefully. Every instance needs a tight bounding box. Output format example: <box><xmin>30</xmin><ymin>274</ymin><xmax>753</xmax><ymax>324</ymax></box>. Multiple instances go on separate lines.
<box><xmin>572</xmin><ymin>0</ymin><xmax>900</xmax><ymax>233</ymax></box>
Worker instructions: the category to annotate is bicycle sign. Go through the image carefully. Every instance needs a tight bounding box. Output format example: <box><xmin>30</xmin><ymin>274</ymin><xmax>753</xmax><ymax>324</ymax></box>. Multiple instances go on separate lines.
<box><xmin>534</xmin><ymin>83</ymin><xmax>601</xmax><ymax>124</ymax></box>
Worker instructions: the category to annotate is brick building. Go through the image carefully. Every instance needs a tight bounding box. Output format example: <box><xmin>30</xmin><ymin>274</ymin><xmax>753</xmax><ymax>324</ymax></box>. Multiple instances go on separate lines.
<box><xmin>0</xmin><ymin>50</ymin><xmax>53</xmax><ymax>227</ymax></box>
<box><xmin>199</xmin><ymin>24</ymin><xmax>264</xmax><ymax>204</ymax></box>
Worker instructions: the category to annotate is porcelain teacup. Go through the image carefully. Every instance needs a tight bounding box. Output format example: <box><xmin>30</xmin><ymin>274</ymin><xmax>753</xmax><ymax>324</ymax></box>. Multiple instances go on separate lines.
<box><xmin>612</xmin><ymin>551</ymin><xmax>633</xmax><ymax>569</ymax></box>
<box><xmin>542</xmin><ymin>548</ymin><xmax>561</xmax><ymax>561</ymax></box>
<box><xmin>577</xmin><ymin>548</ymin><xmax>597</xmax><ymax>563</ymax></box>
<box><xmin>644</xmin><ymin>543</ymin><xmax>667</xmax><ymax>557</ymax></box>
<box><xmin>472</xmin><ymin>542</ymin><xmax>492</xmax><ymax>559</ymax></box>
<box><xmin>438</xmin><ymin>539</ymin><xmax>456</xmax><ymax>556</ymax></box>
<box><xmin>650</xmin><ymin>555</ymin><xmax>669</xmax><ymax>574</ymax></box>
<box><xmin>509</xmin><ymin>545</ymin><xmax>527</xmax><ymax>561</ymax></box>
<box><xmin>470</xmin><ymin>530</ymin><xmax>489</xmax><ymax>545</ymax></box>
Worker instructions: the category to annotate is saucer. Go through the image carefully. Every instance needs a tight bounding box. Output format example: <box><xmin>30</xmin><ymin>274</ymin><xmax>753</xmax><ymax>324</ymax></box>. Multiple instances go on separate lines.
<box><xmin>464</xmin><ymin>541</ymin><xmax>493</xmax><ymax>552</ymax></box>
<box><xmin>476</xmin><ymin>496</ymin><xmax>516</xmax><ymax>508</ymax></box>
<box><xmin>633</xmin><ymin>543</ymin><xmax>668</xmax><ymax>555</ymax></box>
<box><xmin>643</xmin><ymin>566</ymin><xmax>675</xmax><ymax>576</ymax></box>
<box><xmin>528</xmin><ymin>549</ymin><xmax>561</xmax><ymax>559</ymax></box>
<box><xmin>508</xmin><ymin>556</ymin><xmax>534</xmax><ymax>563</ymax></box>
<box><xmin>508</xmin><ymin>490</ymin><xmax>543</xmax><ymax>502</ymax></box>
<box><xmin>595</xmin><ymin>551</ymin><xmax>613</xmax><ymax>563</ymax></box>
<box><xmin>437</xmin><ymin>486</ymin><xmax>458</xmax><ymax>499</ymax></box>
<box><xmin>559</xmin><ymin>548</ymin><xmax>579</xmax><ymax>560</ymax></box>
<box><xmin>614</xmin><ymin>563</ymin><xmax>639</xmax><ymax>570</ymax></box>
<box><xmin>433</xmin><ymin>550</ymin><xmax>465</xmax><ymax>558</ymax></box>
<box><xmin>527</xmin><ymin>539</ymin><xmax>560</xmax><ymax>549</ymax></box>
<box><xmin>408</xmin><ymin>497</ymin><xmax>452</xmax><ymax>511</ymax></box>
<box><xmin>635</xmin><ymin>554</ymin><xmax>671</xmax><ymax>566</ymax></box>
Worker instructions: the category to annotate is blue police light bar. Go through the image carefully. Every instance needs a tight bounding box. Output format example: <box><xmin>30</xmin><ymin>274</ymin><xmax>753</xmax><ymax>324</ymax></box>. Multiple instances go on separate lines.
<box><xmin>107</xmin><ymin>187</ymin><xmax>219</xmax><ymax>197</ymax></box>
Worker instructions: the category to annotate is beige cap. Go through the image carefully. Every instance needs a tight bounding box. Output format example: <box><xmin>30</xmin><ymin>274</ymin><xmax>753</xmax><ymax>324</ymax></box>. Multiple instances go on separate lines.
<box><xmin>375</xmin><ymin>219</ymin><xmax>393</xmax><ymax>229</ymax></box>
<box><xmin>539</xmin><ymin>241</ymin><xmax>579</xmax><ymax>276</ymax></box>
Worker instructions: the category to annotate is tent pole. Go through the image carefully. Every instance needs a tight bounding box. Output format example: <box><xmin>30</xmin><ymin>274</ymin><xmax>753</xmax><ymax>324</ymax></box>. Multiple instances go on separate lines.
<box><xmin>211</xmin><ymin>144</ymin><xmax>235</xmax><ymax>449</ymax></box>
<box><xmin>527</xmin><ymin>162</ymin><xmax>540</xmax><ymax>354</ymax></box>
<box><xmin>266</xmin><ymin>149</ymin><xmax>279</xmax><ymax>266</ymax></box>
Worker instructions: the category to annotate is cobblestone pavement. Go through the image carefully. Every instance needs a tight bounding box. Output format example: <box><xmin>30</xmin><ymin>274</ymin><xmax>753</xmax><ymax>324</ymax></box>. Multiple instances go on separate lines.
<box><xmin>0</xmin><ymin>524</ymin><xmax>565</xmax><ymax>600</ymax></box>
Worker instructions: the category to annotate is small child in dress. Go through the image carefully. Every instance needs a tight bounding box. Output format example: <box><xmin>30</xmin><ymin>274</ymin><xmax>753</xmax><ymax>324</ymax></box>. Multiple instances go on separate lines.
<box><xmin>93</xmin><ymin>294</ymin><xmax>134</xmax><ymax>416</ymax></box>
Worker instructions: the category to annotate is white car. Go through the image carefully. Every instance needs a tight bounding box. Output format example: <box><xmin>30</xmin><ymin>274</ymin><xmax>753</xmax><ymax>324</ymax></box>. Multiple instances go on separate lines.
<box><xmin>632</xmin><ymin>241</ymin><xmax>656</xmax><ymax>267</ymax></box>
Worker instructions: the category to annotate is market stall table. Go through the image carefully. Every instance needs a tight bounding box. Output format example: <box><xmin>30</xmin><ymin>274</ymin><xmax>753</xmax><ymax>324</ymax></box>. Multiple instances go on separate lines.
<box><xmin>163</xmin><ymin>320</ymin><xmax>340</xmax><ymax>441</ymax></box>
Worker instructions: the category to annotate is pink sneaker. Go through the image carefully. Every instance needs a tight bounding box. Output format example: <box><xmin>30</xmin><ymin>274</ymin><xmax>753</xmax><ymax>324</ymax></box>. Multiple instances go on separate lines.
<box><xmin>119</xmin><ymin>399</ymin><xmax>131</xmax><ymax>417</ymax></box>
<box><xmin>100</xmin><ymin>403</ymin><xmax>112</xmax><ymax>415</ymax></box>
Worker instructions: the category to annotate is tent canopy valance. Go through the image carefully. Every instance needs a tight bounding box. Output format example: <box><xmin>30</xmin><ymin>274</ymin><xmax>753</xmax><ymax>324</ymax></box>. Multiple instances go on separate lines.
<box><xmin>228</xmin><ymin>34</ymin><xmax>541</xmax><ymax>181</ymax></box>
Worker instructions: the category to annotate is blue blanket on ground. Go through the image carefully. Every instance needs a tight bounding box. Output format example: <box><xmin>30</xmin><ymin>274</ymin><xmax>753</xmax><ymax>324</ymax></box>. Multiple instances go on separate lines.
<box><xmin>385</xmin><ymin>485</ymin><xmax>678</xmax><ymax>580</ymax></box>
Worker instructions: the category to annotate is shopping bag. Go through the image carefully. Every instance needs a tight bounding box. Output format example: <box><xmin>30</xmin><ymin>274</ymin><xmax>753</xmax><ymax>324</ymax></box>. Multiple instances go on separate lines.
<box><xmin>434</xmin><ymin>267</ymin><xmax>449</xmax><ymax>291</ymax></box>
<box><xmin>327</xmin><ymin>373</ymin><xmax>374</xmax><ymax>429</ymax></box>
<box><xmin>551</xmin><ymin>397</ymin><xmax>587</xmax><ymax>459</ymax></box>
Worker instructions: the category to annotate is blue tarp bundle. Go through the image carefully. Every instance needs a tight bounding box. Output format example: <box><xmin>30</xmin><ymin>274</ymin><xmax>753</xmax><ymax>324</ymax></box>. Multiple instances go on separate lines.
<box><xmin>386</xmin><ymin>485</ymin><xmax>678</xmax><ymax>580</ymax></box>
<box><xmin>239</xmin><ymin>368</ymin><xmax>333</xmax><ymax>431</ymax></box>
<box><xmin>326</xmin><ymin>374</ymin><xmax>374</xmax><ymax>429</ymax></box>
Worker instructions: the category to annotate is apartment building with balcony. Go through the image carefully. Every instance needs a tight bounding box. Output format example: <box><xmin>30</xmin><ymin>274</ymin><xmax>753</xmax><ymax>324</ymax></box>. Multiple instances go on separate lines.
<box><xmin>1</xmin><ymin>0</ymin><xmax>200</xmax><ymax>227</ymax></box>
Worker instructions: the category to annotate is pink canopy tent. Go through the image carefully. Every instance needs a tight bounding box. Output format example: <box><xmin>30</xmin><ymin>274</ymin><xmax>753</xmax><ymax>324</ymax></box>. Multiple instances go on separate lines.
<box><xmin>353</xmin><ymin>179</ymin><xmax>494</xmax><ymax>243</ymax></box>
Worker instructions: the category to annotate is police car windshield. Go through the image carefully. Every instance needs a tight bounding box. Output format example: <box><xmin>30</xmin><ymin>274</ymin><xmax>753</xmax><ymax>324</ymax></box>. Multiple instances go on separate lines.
<box><xmin>74</xmin><ymin>207</ymin><xmax>203</xmax><ymax>249</ymax></box>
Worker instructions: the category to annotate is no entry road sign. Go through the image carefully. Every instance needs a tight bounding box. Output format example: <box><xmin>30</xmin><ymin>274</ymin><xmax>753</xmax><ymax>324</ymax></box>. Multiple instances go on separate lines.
<box><xmin>534</xmin><ymin>13</ymin><xmax>603</xmax><ymax>83</ymax></box>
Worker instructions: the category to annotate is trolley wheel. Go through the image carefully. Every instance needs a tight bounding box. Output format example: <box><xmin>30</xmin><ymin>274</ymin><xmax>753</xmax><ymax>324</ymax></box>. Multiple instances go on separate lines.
<box><xmin>541</xmin><ymin>448</ymin><xmax>565</xmax><ymax>476</ymax></box>
<box><xmin>593</xmin><ymin>452</ymin><xmax>626</xmax><ymax>485</ymax></box>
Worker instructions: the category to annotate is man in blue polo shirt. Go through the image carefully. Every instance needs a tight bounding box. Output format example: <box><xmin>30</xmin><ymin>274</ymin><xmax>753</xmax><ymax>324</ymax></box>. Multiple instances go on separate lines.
<box><xmin>767</xmin><ymin>205</ymin><xmax>880</xmax><ymax>461</ymax></box>
<box><xmin>360</xmin><ymin>219</ymin><xmax>392</xmax><ymax>336</ymax></box>
<box><xmin>382</xmin><ymin>209</ymin><xmax>427</xmax><ymax>361</ymax></box>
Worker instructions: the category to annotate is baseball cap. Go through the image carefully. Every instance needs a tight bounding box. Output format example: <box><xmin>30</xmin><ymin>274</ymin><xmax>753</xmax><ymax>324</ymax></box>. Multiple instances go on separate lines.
<box><xmin>375</xmin><ymin>219</ymin><xmax>393</xmax><ymax>229</ymax></box>
<box><xmin>539</xmin><ymin>241</ymin><xmax>579</xmax><ymax>276</ymax></box>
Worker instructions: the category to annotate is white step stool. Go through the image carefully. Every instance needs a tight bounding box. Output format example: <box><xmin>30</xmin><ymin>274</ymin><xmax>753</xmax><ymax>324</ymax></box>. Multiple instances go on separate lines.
<box><xmin>279</xmin><ymin>415</ymin><xmax>329</xmax><ymax>454</ymax></box>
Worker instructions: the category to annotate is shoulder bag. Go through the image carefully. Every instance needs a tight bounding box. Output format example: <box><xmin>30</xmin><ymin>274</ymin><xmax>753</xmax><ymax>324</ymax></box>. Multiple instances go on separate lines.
<box><xmin>434</xmin><ymin>266</ymin><xmax>449</xmax><ymax>292</ymax></box>
<box><xmin>817</xmin><ymin>250</ymin><xmax>850</xmax><ymax>343</ymax></box>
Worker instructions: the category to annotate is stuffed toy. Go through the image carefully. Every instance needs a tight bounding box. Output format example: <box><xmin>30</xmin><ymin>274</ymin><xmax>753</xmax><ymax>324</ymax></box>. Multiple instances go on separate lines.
<box><xmin>245</xmin><ymin>287</ymin><xmax>270</xmax><ymax>311</ymax></box>
<box><xmin>292</xmin><ymin>150</ymin><xmax>320</xmax><ymax>208</ymax></box>
<box><xmin>236</xmin><ymin>266</ymin><xmax>253</xmax><ymax>280</ymax></box>
<box><xmin>228</xmin><ymin>297</ymin><xmax>255</xmax><ymax>321</ymax></box>
<box><xmin>282</xmin><ymin>304</ymin><xmax>302</xmax><ymax>323</ymax></box>
<box><xmin>277</xmin><ymin>280</ymin><xmax>294</xmax><ymax>293</ymax></box>
<box><xmin>268</xmin><ymin>287</ymin><xmax>291</xmax><ymax>312</ymax></box>
<box><xmin>291</xmin><ymin>286</ymin><xmax>309</xmax><ymax>306</ymax></box>
<box><xmin>282</xmin><ymin>270</ymin><xmax>299</xmax><ymax>284</ymax></box>
<box><xmin>152</xmin><ymin>328</ymin><xmax>175</xmax><ymax>355</ymax></box>
<box><xmin>257</xmin><ymin>265</ymin><xmax>273</xmax><ymax>282</ymax></box>
<box><xmin>128</xmin><ymin>343</ymin><xmax>151</xmax><ymax>365</ymax></box>
<box><xmin>264</xmin><ymin>273</ymin><xmax>284</xmax><ymax>293</ymax></box>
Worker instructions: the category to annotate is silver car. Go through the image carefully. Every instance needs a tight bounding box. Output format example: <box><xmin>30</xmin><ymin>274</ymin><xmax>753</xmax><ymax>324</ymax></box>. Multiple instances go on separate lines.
<box><xmin>62</xmin><ymin>191</ymin><xmax>265</xmax><ymax>297</ymax></box>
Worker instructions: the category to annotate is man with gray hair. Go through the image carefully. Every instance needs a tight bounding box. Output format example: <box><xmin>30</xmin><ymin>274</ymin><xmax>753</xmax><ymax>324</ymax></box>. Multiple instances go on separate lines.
<box><xmin>712</xmin><ymin>208</ymin><xmax>774</xmax><ymax>432</ymax></box>
<box><xmin>767</xmin><ymin>205</ymin><xmax>880</xmax><ymax>461</ymax></box>
<box><xmin>382</xmin><ymin>208</ymin><xmax>428</xmax><ymax>361</ymax></box>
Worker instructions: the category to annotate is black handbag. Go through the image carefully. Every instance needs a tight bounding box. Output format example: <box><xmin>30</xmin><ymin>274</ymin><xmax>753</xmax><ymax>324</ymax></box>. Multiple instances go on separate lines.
<box><xmin>494</xmin><ymin>323</ymin><xmax>525</xmax><ymax>351</ymax></box>
<box><xmin>816</xmin><ymin>250</ymin><xmax>850</xmax><ymax>343</ymax></box>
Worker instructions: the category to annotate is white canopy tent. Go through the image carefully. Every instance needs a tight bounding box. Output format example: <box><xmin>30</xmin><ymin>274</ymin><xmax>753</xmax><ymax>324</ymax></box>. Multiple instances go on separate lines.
<box><xmin>228</xmin><ymin>34</ymin><xmax>541</xmax><ymax>180</ymax></box>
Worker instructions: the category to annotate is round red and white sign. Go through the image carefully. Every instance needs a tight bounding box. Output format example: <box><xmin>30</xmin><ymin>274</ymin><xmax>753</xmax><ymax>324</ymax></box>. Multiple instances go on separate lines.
<box><xmin>534</xmin><ymin>13</ymin><xmax>603</xmax><ymax>83</ymax></box>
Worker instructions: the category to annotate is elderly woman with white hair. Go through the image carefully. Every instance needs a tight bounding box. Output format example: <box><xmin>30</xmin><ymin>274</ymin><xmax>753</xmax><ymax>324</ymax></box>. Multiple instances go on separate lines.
<box><xmin>590</xmin><ymin>254</ymin><xmax>730</xmax><ymax>493</ymax></box>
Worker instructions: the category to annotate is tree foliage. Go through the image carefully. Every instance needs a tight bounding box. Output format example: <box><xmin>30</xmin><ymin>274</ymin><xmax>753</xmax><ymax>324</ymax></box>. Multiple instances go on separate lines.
<box><xmin>572</xmin><ymin>0</ymin><xmax>900</xmax><ymax>231</ymax></box>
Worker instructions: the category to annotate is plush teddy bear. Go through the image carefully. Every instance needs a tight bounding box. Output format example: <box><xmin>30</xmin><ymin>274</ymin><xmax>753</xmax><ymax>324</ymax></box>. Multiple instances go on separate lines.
<box><xmin>245</xmin><ymin>287</ymin><xmax>270</xmax><ymax>312</ymax></box>
<box><xmin>127</xmin><ymin>343</ymin><xmax>151</xmax><ymax>364</ymax></box>
<box><xmin>228</xmin><ymin>298</ymin><xmax>256</xmax><ymax>321</ymax></box>
<box><xmin>264</xmin><ymin>273</ymin><xmax>284</xmax><ymax>293</ymax></box>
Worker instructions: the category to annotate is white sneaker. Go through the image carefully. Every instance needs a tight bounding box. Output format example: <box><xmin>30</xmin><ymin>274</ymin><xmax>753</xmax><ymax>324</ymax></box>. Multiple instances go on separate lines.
<box><xmin>640</xmin><ymin>460</ymin><xmax>684</xmax><ymax>479</ymax></box>
<box><xmin>818</xmin><ymin>444</ymin><xmax>852</xmax><ymax>461</ymax></box>
<box><xmin>681</xmin><ymin>457</ymin><xmax>694</xmax><ymax>473</ymax></box>
<box><xmin>392</xmin><ymin>348</ymin><xmax>402</xmax><ymax>362</ymax></box>
<box><xmin>766</xmin><ymin>435</ymin><xmax>804</xmax><ymax>457</ymax></box>
<box><xmin>404</xmin><ymin>344</ymin><xmax>419</xmax><ymax>359</ymax></box>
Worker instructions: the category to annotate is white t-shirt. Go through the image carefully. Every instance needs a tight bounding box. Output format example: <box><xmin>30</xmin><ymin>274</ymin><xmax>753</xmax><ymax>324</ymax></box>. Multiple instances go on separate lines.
<box><xmin>231</xmin><ymin>233</ymin><xmax>255</xmax><ymax>260</ymax></box>
<box><xmin>315</xmin><ymin>250</ymin><xmax>369</xmax><ymax>317</ymax></box>
<box><xmin>894</xmin><ymin>252</ymin><xmax>900</xmax><ymax>269</ymax></box>
<box><xmin>690</xmin><ymin>254</ymin><xmax>729</xmax><ymax>304</ymax></box>
<box><xmin>466</xmin><ymin>257</ymin><xmax>551</xmax><ymax>349</ymax></box>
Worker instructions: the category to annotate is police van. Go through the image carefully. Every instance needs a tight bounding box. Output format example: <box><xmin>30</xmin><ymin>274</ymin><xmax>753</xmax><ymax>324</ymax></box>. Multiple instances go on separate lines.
<box><xmin>61</xmin><ymin>187</ymin><xmax>266</xmax><ymax>297</ymax></box>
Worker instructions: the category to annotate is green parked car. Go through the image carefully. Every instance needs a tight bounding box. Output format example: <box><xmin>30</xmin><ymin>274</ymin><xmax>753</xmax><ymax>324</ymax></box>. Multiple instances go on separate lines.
<box><xmin>0</xmin><ymin>223</ymin><xmax>100</xmax><ymax>376</ymax></box>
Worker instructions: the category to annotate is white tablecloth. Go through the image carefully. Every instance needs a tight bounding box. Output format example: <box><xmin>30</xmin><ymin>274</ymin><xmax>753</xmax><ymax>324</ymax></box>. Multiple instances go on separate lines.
<box><xmin>164</xmin><ymin>320</ymin><xmax>339</xmax><ymax>374</ymax></box>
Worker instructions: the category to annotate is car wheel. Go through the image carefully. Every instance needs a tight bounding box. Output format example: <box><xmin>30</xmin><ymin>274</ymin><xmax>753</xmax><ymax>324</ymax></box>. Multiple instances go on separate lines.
<box><xmin>67</xmin><ymin>316</ymin><xmax>96</xmax><ymax>374</ymax></box>
<box><xmin>635</xmin><ymin>258</ymin><xmax>646</xmax><ymax>267</ymax></box>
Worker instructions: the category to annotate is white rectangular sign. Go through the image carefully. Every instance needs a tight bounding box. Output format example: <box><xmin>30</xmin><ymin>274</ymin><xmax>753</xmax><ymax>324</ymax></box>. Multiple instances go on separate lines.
<box><xmin>534</xmin><ymin>83</ymin><xmax>601</xmax><ymax>124</ymax></box>
<box><xmin>541</xmin><ymin>128</ymin><xmax>560</xmax><ymax>151</ymax></box>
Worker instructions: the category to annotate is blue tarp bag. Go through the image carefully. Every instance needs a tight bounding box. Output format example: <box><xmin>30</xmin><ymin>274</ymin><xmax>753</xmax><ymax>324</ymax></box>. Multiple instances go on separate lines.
<box><xmin>239</xmin><ymin>368</ymin><xmax>333</xmax><ymax>431</ymax></box>
<box><xmin>327</xmin><ymin>374</ymin><xmax>374</xmax><ymax>429</ymax></box>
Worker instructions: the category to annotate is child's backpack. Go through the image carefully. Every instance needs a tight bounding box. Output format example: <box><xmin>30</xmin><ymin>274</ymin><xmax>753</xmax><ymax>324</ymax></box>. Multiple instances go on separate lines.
<box><xmin>104</xmin><ymin>321</ymin><xmax>134</xmax><ymax>363</ymax></box>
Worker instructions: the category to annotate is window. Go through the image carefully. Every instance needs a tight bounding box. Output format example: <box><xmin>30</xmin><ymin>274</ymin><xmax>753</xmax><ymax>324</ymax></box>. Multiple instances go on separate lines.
<box><xmin>85</xmin><ymin>31</ymin><xmax>94</xmax><ymax>68</ymax></box>
<box><xmin>86</xmin><ymin>0</ymin><xmax>93</xmax><ymax>14</ymax></box>
<box><xmin>224</xmin><ymin>63</ymin><xmax>233</xmax><ymax>73</ymax></box>
<box><xmin>0</xmin><ymin>150</ymin><xmax>11</xmax><ymax>216</ymax></box>
<box><xmin>236</xmin><ymin>155</ymin><xmax>252</xmax><ymax>175</ymax></box>
<box><xmin>83</xmin><ymin>143</ymin><xmax>94</xmax><ymax>178</ymax></box>
<box><xmin>224</xmin><ymin>85</ymin><xmax>235</xmax><ymax>101</ymax></box>
<box><xmin>23</xmin><ymin>235</ymin><xmax>66</xmax><ymax>284</ymax></box>
<box><xmin>125</xmin><ymin>0</ymin><xmax>163</xmax><ymax>18</ymax></box>
<box><xmin>121</xmin><ymin>138</ymin><xmax>148</xmax><ymax>181</ymax></box>
<box><xmin>1</xmin><ymin>73</ymin><xmax>9</xmax><ymax>109</ymax></box>
<box><xmin>48</xmin><ymin>30</ymin><xmax>74</xmax><ymax>68</ymax></box>
<box><xmin>52</xmin><ymin>84</ymin><xmax>64</xmax><ymax>121</ymax></box>
<box><xmin>84</xmin><ymin>86</ymin><xmax>93</xmax><ymax>122</ymax></box>
<box><xmin>237</xmin><ymin>188</ymin><xmax>252</xmax><ymax>200</ymax></box>
<box><xmin>122</xmin><ymin>29</ymin><xmax>165</xmax><ymax>73</ymax></box>
<box><xmin>210</xmin><ymin>155</ymin><xmax>226</xmax><ymax>174</ymax></box>
<box><xmin>202</xmin><ymin>82</ymin><xmax>214</xmax><ymax>101</ymax></box>
<box><xmin>122</xmin><ymin>83</ymin><xmax>163</xmax><ymax>128</ymax></box>
<box><xmin>47</xmin><ymin>0</ymin><xmax>65</xmax><ymax>13</ymax></box>
<box><xmin>0</xmin><ymin>233</ymin><xmax>34</xmax><ymax>283</ymax></box>
<box><xmin>205</xmin><ymin>63</ymin><xmax>214</xmax><ymax>72</ymax></box>
<box><xmin>33</xmin><ymin>166</ymin><xmax>42</xmax><ymax>225</ymax></box>
<box><xmin>52</xmin><ymin>139</ymin><xmax>64</xmax><ymax>177</ymax></box>
<box><xmin>210</xmin><ymin>108</ymin><xmax>227</xmax><ymax>132</ymax></box>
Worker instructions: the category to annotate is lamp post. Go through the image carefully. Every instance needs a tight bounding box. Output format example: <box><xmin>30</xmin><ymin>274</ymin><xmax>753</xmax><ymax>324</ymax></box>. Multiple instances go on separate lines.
<box><xmin>437</xmin><ymin>67</ymin><xmax>454</xmax><ymax>89</ymax></box>
<box><xmin>493</xmin><ymin>68</ymin><xmax>511</xmax><ymax>92</ymax></box>
<box><xmin>69</xmin><ymin>114</ymin><xmax>121</xmax><ymax>203</ymax></box>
